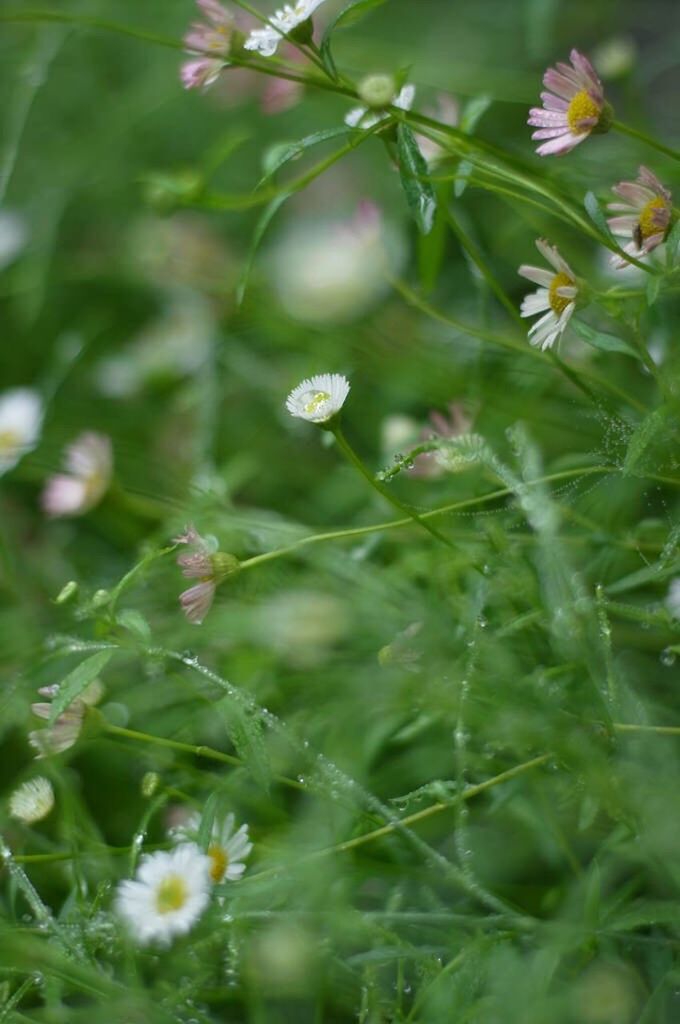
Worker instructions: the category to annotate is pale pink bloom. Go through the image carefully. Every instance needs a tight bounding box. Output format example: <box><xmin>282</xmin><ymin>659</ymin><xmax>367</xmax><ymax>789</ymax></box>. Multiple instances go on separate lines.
<box><xmin>28</xmin><ymin>681</ymin><xmax>102</xmax><ymax>757</ymax></box>
<box><xmin>42</xmin><ymin>432</ymin><xmax>112</xmax><ymax>518</ymax></box>
<box><xmin>416</xmin><ymin>94</ymin><xmax>460</xmax><ymax>165</ymax></box>
<box><xmin>410</xmin><ymin>402</ymin><xmax>473</xmax><ymax>479</ymax></box>
<box><xmin>174</xmin><ymin>524</ymin><xmax>240</xmax><ymax>624</ymax></box>
<box><xmin>518</xmin><ymin>239</ymin><xmax>579</xmax><ymax>350</ymax></box>
<box><xmin>261</xmin><ymin>74</ymin><xmax>304</xmax><ymax>114</ymax></box>
<box><xmin>244</xmin><ymin>0</ymin><xmax>326</xmax><ymax>57</ymax></box>
<box><xmin>529</xmin><ymin>49</ymin><xmax>609</xmax><ymax>156</ymax></box>
<box><xmin>181</xmin><ymin>0</ymin><xmax>234</xmax><ymax>91</ymax></box>
<box><xmin>607</xmin><ymin>166</ymin><xmax>673</xmax><ymax>268</ymax></box>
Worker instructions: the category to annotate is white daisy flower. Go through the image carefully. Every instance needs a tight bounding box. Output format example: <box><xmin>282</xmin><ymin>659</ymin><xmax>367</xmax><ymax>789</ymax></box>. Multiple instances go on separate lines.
<box><xmin>0</xmin><ymin>389</ymin><xmax>43</xmax><ymax>477</ymax></box>
<box><xmin>285</xmin><ymin>373</ymin><xmax>350</xmax><ymax>424</ymax></box>
<box><xmin>345</xmin><ymin>83</ymin><xmax>415</xmax><ymax>130</ymax></box>
<box><xmin>9</xmin><ymin>777</ymin><xmax>54</xmax><ymax>824</ymax></box>
<box><xmin>42</xmin><ymin>431</ymin><xmax>113</xmax><ymax>518</ymax></box>
<box><xmin>115</xmin><ymin>843</ymin><xmax>211</xmax><ymax>946</ymax></box>
<box><xmin>518</xmin><ymin>239</ymin><xmax>579</xmax><ymax>351</ymax></box>
<box><xmin>244</xmin><ymin>0</ymin><xmax>326</xmax><ymax>57</ymax></box>
<box><xmin>170</xmin><ymin>811</ymin><xmax>253</xmax><ymax>883</ymax></box>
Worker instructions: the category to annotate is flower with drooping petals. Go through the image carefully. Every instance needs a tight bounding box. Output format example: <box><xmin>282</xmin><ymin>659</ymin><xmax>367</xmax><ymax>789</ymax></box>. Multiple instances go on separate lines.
<box><xmin>529</xmin><ymin>49</ymin><xmax>611</xmax><ymax>156</ymax></box>
<box><xmin>410</xmin><ymin>402</ymin><xmax>474</xmax><ymax>478</ymax></box>
<box><xmin>518</xmin><ymin>240</ymin><xmax>579</xmax><ymax>351</ymax></box>
<box><xmin>607</xmin><ymin>166</ymin><xmax>673</xmax><ymax>268</ymax></box>
<box><xmin>181</xmin><ymin>0</ymin><xmax>235</xmax><ymax>90</ymax></box>
<box><xmin>345</xmin><ymin>84</ymin><xmax>415</xmax><ymax>131</ymax></box>
<box><xmin>115</xmin><ymin>843</ymin><xmax>211</xmax><ymax>946</ymax></box>
<box><xmin>42</xmin><ymin>432</ymin><xmax>112</xmax><ymax>518</ymax></box>
<box><xmin>174</xmin><ymin>524</ymin><xmax>240</xmax><ymax>624</ymax></box>
<box><xmin>0</xmin><ymin>389</ymin><xmax>43</xmax><ymax>477</ymax></box>
<box><xmin>29</xmin><ymin>680</ymin><xmax>103</xmax><ymax>758</ymax></box>
<box><xmin>9</xmin><ymin>777</ymin><xmax>54</xmax><ymax>823</ymax></box>
<box><xmin>285</xmin><ymin>374</ymin><xmax>350</xmax><ymax>424</ymax></box>
<box><xmin>244</xmin><ymin>0</ymin><xmax>326</xmax><ymax>57</ymax></box>
<box><xmin>170</xmin><ymin>811</ymin><xmax>252</xmax><ymax>883</ymax></box>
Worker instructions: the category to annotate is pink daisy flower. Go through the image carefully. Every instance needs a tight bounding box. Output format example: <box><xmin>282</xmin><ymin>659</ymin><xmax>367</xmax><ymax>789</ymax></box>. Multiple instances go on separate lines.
<box><xmin>42</xmin><ymin>432</ymin><xmax>112</xmax><ymax>518</ymax></box>
<box><xmin>529</xmin><ymin>49</ymin><xmax>611</xmax><ymax>157</ymax></box>
<box><xmin>174</xmin><ymin>524</ymin><xmax>240</xmax><ymax>625</ymax></box>
<box><xmin>518</xmin><ymin>240</ymin><xmax>579</xmax><ymax>351</ymax></box>
<box><xmin>181</xmin><ymin>0</ymin><xmax>234</xmax><ymax>91</ymax></box>
<box><xmin>607</xmin><ymin>166</ymin><xmax>674</xmax><ymax>268</ymax></box>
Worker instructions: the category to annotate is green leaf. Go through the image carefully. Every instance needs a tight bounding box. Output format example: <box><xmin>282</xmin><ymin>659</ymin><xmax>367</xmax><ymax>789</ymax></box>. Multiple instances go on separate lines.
<box><xmin>320</xmin><ymin>0</ymin><xmax>387</xmax><ymax>74</ymax></box>
<box><xmin>665</xmin><ymin>217</ymin><xmax>680</xmax><ymax>267</ymax></box>
<box><xmin>646</xmin><ymin>273</ymin><xmax>661</xmax><ymax>306</ymax></box>
<box><xmin>49</xmin><ymin>650</ymin><xmax>114</xmax><ymax>724</ymax></box>
<box><xmin>571</xmin><ymin>320</ymin><xmax>640</xmax><ymax>359</ymax></box>
<box><xmin>605</xmin><ymin>900</ymin><xmax>680</xmax><ymax>932</ymax></box>
<box><xmin>583</xmin><ymin>190</ymin><xmax>613</xmax><ymax>242</ymax></box>
<box><xmin>397</xmin><ymin>123</ymin><xmax>437</xmax><ymax>234</ymax></box>
<box><xmin>460</xmin><ymin>94</ymin><xmax>492</xmax><ymax>134</ymax></box>
<box><xmin>116</xmin><ymin>609</ymin><xmax>151</xmax><ymax>642</ymax></box>
<box><xmin>237</xmin><ymin>193</ymin><xmax>289</xmax><ymax>307</ymax></box>
<box><xmin>622</xmin><ymin>405</ymin><xmax>671</xmax><ymax>477</ymax></box>
<box><xmin>215</xmin><ymin>697</ymin><xmax>270</xmax><ymax>792</ymax></box>
<box><xmin>259</xmin><ymin>127</ymin><xmax>350</xmax><ymax>188</ymax></box>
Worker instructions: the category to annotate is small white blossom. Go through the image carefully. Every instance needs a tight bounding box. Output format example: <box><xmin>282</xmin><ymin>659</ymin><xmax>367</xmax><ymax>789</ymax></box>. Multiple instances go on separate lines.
<box><xmin>170</xmin><ymin>811</ymin><xmax>252</xmax><ymax>882</ymax></box>
<box><xmin>0</xmin><ymin>389</ymin><xmax>43</xmax><ymax>477</ymax></box>
<box><xmin>345</xmin><ymin>83</ymin><xmax>415</xmax><ymax>130</ymax></box>
<box><xmin>9</xmin><ymin>777</ymin><xmax>54</xmax><ymax>823</ymax></box>
<box><xmin>42</xmin><ymin>432</ymin><xmax>112</xmax><ymax>518</ymax></box>
<box><xmin>115</xmin><ymin>843</ymin><xmax>211</xmax><ymax>946</ymax></box>
<box><xmin>518</xmin><ymin>239</ymin><xmax>579</xmax><ymax>351</ymax></box>
<box><xmin>244</xmin><ymin>0</ymin><xmax>326</xmax><ymax>57</ymax></box>
<box><xmin>286</xmin><ymin>374</ymin><xmax>350</xmax><ymax>424</ymax></box>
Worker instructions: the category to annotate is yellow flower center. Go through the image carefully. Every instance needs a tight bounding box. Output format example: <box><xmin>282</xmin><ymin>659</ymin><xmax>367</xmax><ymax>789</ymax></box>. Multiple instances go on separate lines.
<box><xmin>155</xmin><ymin>874</ymin><xmax>188</xmax><ymax>914</ymax></box>
<box><xmin>208</xmin><ymin>844</ymin><xmax>229</xmax><ymax>883</ymax></box>
<box><xmin>637</xmin><ymin>196</ymin><xmax>667</xmax><ymax>241</ymax></box>
<box><xmin>566</xmin><ymin>90</ymin><xmax>600</xmax><ymax>133</ymax></box>
<box><xmin>304</xmin><ymin>391</ymin><xmax>330</xmax><ymax>414</ymax></box>
<box><xmin>548</xmin><ymin>272</ymin><xmax>573</xmax><ymax>315</ymax></box>
<box><xmin>0</xmin><ymin>429</ymin><xmax>20</xmax><ymax>454</ymax></box>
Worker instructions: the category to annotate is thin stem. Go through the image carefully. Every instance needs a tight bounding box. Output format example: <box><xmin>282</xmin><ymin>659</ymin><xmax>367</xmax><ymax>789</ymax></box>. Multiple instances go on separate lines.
<box><xmin>331</xmin><ymin>424</ymin><xmax>459</xmax><ymax>552</ymax></box>
<box><xmin>612</xmin><ymin>120</ymin><xmax>680</xmax><ymax>163</ymax></box>
<box><xmin>613</xmin><ymin>722</ymin><xmax>680</xmax><ymax>737</ymax></box>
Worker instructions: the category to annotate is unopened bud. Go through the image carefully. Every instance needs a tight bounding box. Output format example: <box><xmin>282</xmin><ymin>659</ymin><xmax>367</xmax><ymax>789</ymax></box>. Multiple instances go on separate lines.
<box><xmin>55</xmin><ymin>580</ymin><xmax>78</xmax><ymax>605</ymax></box>
<box><xmin>141</xmin><ymin>772</ymin><xmax>161</xmax><ymax>798</ymax></box>
<box><xmin>91</xmin><ymin>589</ymin><xmax>110</xmax><ymax>609</ymax></box>
<box><xmin>358</xmin><ymin>73</ymin><xmax>397</xmax><ymax>110</ymax></box>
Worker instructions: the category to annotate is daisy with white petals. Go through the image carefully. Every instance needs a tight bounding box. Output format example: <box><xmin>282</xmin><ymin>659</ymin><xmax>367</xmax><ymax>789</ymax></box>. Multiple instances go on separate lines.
<box><xmin>9</xmin><ymin>777</ymin><xmax>54</xmax><ymax>823</ymax></box>
<box><xmin>607</xmin><ymin>166</ymin><xmax>673</xmax><ymax>268</ymax></box>
<box><xmin>518</xmin><ymin>240</ymin><xmax>579</xmax><ymax>351</ymax></box>
<box><xmin>115</xmin><ymin>844</ymin><xmax>211</xmax><ymax>946</ymax></box>
<box><xmin>345</xmin><ymin>84</ymin><xmax>415</xmax><ymax>131</ymax></box>
<box><xmin>42</xmin><ymin>432</ymin><xmax>112</xmax><ymax>518</ymax></box>
<box><xmin>244</xmin><ymin>0</ymin><xmax>326</xmax><ymax>58</ymax></box>
<box><xmin>286</xmin><ymin>373</ymin><xmax>350</xmax><ymax>424</ymax></box>
<box><xmin>529</xmin><ymin>48</ymin><xmax>611</xmax><ymax>157</ymax></box>
<box><xmin>0</xmin><ymin>389</ymin><xmax>43</xmax><ymax>477</ymax></box>
<box><xmin>170</xmin><ymin>811</ymin><xmax>252</xmax><ymax>883</ymax></box>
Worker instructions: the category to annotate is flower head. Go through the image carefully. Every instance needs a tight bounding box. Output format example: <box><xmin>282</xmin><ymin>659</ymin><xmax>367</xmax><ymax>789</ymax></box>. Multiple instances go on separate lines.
<box><xmin>174</xmin><ymin>524</ymin><xmax>240</xmax><ymax>624</ymax></box>
<box><xmin>285</xmin><ymin>374</ymin><xmax>350</xmax><ymax>424</ymax></box>
<box><xmin>170</xmin><ymin>811</ymin><xmax>252</xmax><ymax>883</ymax></box>
<box><xmin>181</xmin><ymin>0</ymin><xmax>234</xmax><ymax>90</ymax></box>
<box><xmin>345</xmin><ymin>83</ymin><xmax>415</xmax><ymax>131</ymax></box>
<box><xmin>529</xmin><ymin>49</ymin><xmax>610</xmax><ymax>156</ymax></box>
<box><xmin>29</xmin><ymin>680</ymin><xmax>103</xmax><ymax>758</ymax></box>
<box><xmin>607</xmin><ymin>166</ymin><xmax>673</xmax><ymax>267</ymax></box>
<box><xmin>244</xmin><ymin>0</ymin><xmax>326</xmax><ymax>57</ymax></box>
<box><xmin>42</xmin><ymin>432</ymin><xmax>112</xmax><ymax>518</ymax></box>
<box><xmin>518</xmin><ymin>239</ymin><xmax>579</xmax><ymax>351</ymax></box>
<box><xmin>410</xmin><ymin>402</ymin><xmax>473</xmax><ymax>478</ymax></box>
<box><xmin>9</xmin><ymin>777</ymin><xmax>54</xmax><ymax>823</ymax></box>
<box><xmin>115</xmin><ymin>843</ymin><xmax>211</xmax><ymax>946</ymax></box>
<box><xmin>0</xmin><ymin>389</ymin><xmax>43</xmax><ymax>477</ymax></box>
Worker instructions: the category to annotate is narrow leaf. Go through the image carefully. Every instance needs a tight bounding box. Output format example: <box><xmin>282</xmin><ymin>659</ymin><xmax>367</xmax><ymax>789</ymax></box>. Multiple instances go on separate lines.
<box><xmin>622</xmin><ymin>405</ymin><xmax>670</xmax><ymax>477</ymax></box>
<box><xmin>49</xmin><ymin>650</ymin><xmax>114</xmax><ymax>724</ymax></box>
<box><xmin>397</xmin><ymin>123</ymin><xmax>437</xmax><ymax>235</ymax></box>
<box><xmin>584</xmin><ymin>190</ymin><xmax>613</xmax><ymax>242</ymax></box>
<box><xmin>237</xmin><ymin>193</ymin><xmax>289</xmax><ymax>307</ymax></box>
<box><xmin>320</xmin><ymin>0</ymin><xmax>387</xmax><ymax>73</ymax></box>
<box><xmin>571</xmin><ymin>320</ymin><xmax>639</xmax><ymax>359</ymax></box>
<box><xmin>259</xmin><ymin>127</ymin><xmax>350</xmax><ymax>188</ymax></box>
<box><xmin>215</xmin><ymin>697</ymin><xmax>270</xmax><ymax>792</ymax></box>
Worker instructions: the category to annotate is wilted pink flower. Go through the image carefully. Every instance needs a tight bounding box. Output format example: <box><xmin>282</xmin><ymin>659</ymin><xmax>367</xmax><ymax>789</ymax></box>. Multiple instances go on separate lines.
<box><xmin>28</xmin><ymin>680</ymin><xmax>103</xmax><ymax>757</ymax></box>
<box><xmin>529</xmin><ymin>49</ymin><xmax>611</xmax><ymax>156</ymax></box>
<box><xmin>410</xmin><ymin>403</ymin><xmax>473</xmax><ymax>479</ymax></box>
<box><xmin>181</xmin><ymin>0</ymin><xmax>234</xmax><ymax>91</ymax></box>
<box><xmin>42</xmin><ymin>432</ymin><xmax>112</xmax><ymax>518</ymax></box>
<box><xmin>518</xmin><ymin>239</ymin><xmax>579</xmax><ymax>350</ymax></box>
<box><xmin>174</xmin><ymin>524</ymin><xmax>240</xmax><ymax>625</ymax></box>
<box><xmin>607</xmin><ymin>166</ymin><xmax>673</xmax><ymax>267</ymax></box>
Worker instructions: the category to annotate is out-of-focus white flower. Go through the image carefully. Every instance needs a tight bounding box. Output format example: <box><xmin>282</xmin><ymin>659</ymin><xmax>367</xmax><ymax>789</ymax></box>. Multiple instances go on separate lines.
<box><xmin>115</xmin><ymin>843</ymin><xmax>211</xmax><ymax>946</ymax></box>
<box><xmin>529</xmin><ymin>49</ymin><xmax>610</xmax><ymax>156</ymax></box>
<box><xmin>666</xmin><ymin>579</ymin><xmax>680</xmax><ymax>619</ymax></box>
<box><xmin>170</xmin><ymin>811</ymin><xmax>252</xmax><ymax>883</ymax></box>
<box><xmin>9</xmin><ymin>777</ymin><xmax>54</xmax><ymax>823</ymax></box>
<box><xmin>607</xmin><ymin>166</ymin><xmax>673</xmax><ymax>268</ymax></box>
<box><xmin>42</xmin><ymin>432</ymin><xmax>112</xmax><ymax>518</ymax></box>
<box><xmin>255</xmin><ymin>589</ymin><xmax>350</xmax><ymax>666</ymax></box>
<box><xmin>592</xmin><ymin>37</ymin><xmax>636</xmax><ymax>80</ymax></box>
<box><xmin>0</xmin><ymin>389</ymin><xmax>43</xmax><ymax>477</ymax></box>
<box><xmin>29</xmin><ymin>680</ymin><xmax>103</xmax><ymax>758</ymax></box>
<box><xmin>174</xmin><ymin>524</ymin><xmax>240</xmax><ymax>624</ymax></box>
<box><xmin>0</xmin><ymin>211</ymin><xmax>28</xmax><ymax>270</ymax></box>
<box><xmin>181</xmin><ymin>0</ymin><xmax>234</xmax><ymax>90</ymax></box>
<box><xmin>345</xmin><ymin>83</ymin><xmax>415</xmax><ymax>130</ymax></box>
<box><xmin>244</xmin><ymin>0</ymin><xmax>326</xmax><ymax>57</ymax></box>
<box><xmin>518</xmin><ymin>239</ymin><xmax>579</xmax><ymax>351</ymax></box>
<box><xmin>270</xmin><ymin>201</ymin><xmax>402</xmax><ymax>324</ymax></box>
<box><xmin>286</xmin><ymin>374</ymin><xmax>350</xmax><ymax>424</ymax></box>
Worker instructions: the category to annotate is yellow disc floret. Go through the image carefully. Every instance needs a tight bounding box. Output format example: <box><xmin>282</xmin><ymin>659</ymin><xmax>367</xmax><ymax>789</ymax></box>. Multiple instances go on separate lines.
<box><xmin>156</xmin><ymin>874</ymin><xmax>189</xmax><ymax>914</ymax></box>
<box><xmin>304</xmin><ymin>391</ymin><xmax>330</xmax><ymax>415</ymax></box>
<box><xmin>548</xmin><ymin>272</ymin><xmax>573</xmax><ymax>315</ymax></box>
<box><xmin>638</xmin><ymin>197</ymin><xmax>668</xmax><ymax>241</ymax></box>
<box><xmin>567</xmin><ymin>90</ymin><xmax>600</xmax><ymax>133</ymax></box>
<box><xmin>0</xmin><ymin>429</ymin><xmax>20</xmax><ymax>455</ymax></box>
<box><xmin>208</xmin><ymin>844</ymin><xmax>229</xmax><ymax>883</ymax></box>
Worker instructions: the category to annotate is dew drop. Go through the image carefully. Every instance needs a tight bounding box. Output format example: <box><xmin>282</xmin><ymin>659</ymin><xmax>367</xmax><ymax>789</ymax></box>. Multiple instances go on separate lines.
<box><xmin>660</xmin><ymin>647</ymin><xmax>677</xmax><ymax>667</ymax></box>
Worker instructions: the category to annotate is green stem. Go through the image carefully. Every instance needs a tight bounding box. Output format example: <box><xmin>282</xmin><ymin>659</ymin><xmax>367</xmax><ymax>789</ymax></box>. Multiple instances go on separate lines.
<box><xmin>331</xmin><ymin>424</ymin><xmax>459</xmax><ymax>552</ymax></box>
<box><xmin>612</xmin><ymin>120</ymin><xmax>680</xmax><ymax>163</ymax></box>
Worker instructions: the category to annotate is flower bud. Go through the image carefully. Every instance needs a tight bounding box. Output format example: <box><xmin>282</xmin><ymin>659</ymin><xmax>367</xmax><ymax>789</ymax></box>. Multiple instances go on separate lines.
<box><xmin>55</xmin><ymin>580</ymin><xmax>78</xmax><ymax>605</ymax></box>
<box><xmin>358</xmin><ymin>73</ymin><xmax>397</xmax><ymax>110</ymax></box>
